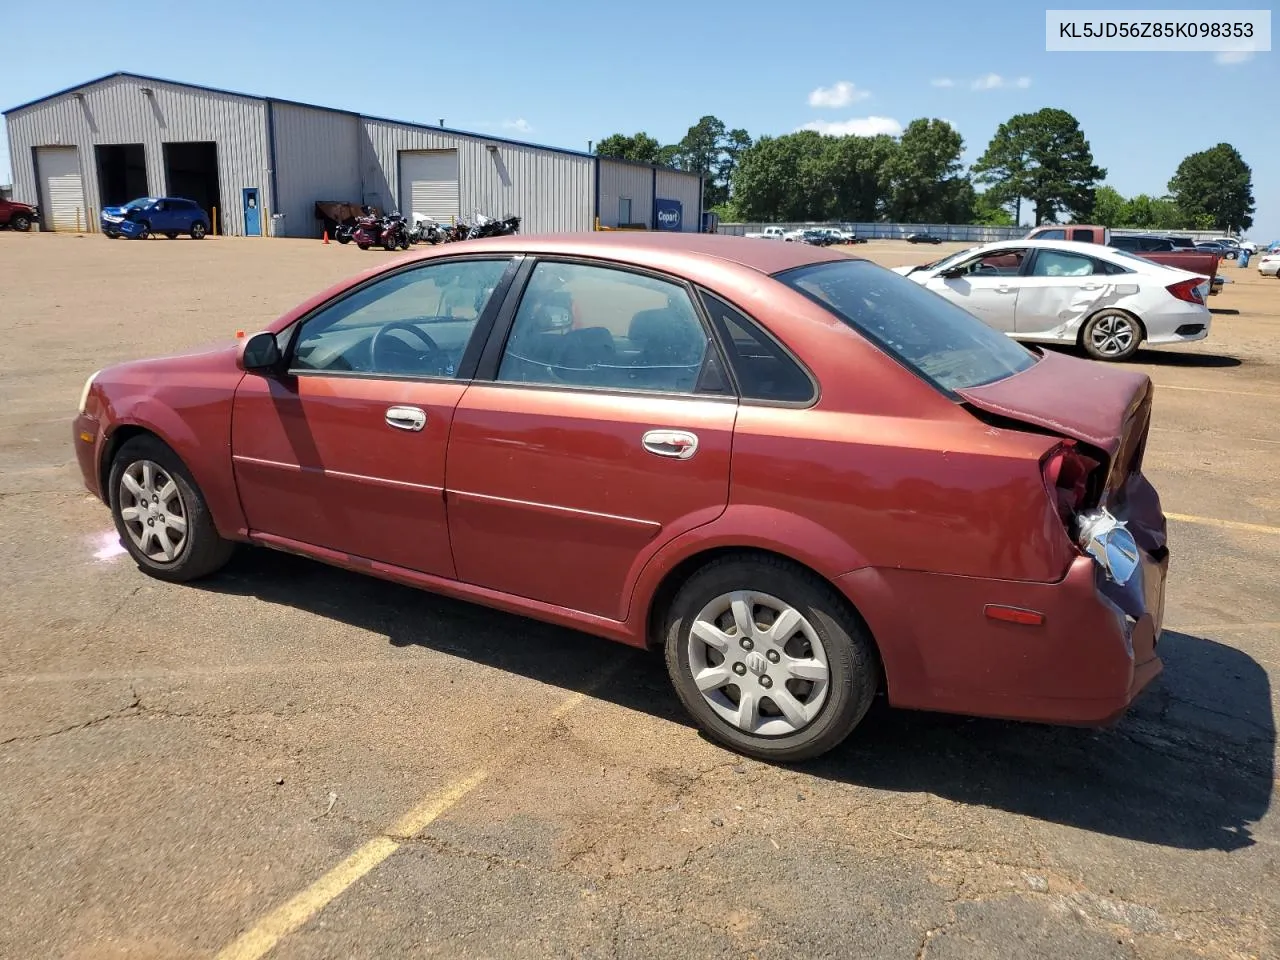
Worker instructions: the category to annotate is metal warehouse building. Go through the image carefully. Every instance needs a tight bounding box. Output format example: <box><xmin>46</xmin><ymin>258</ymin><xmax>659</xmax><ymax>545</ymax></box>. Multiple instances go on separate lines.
<box><xmin>4</xmin><ymin>72</ymin><xmax>703</xmax><ymax>238</ymax></box>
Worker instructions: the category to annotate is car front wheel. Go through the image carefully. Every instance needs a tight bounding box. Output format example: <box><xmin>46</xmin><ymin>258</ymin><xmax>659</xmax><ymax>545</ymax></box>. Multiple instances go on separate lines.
<box><xmin>663</xmin><ymin>556</ymin><xmax>879</xmax><ymax>762</ymax></box>
<box><xmin>108</xmin><ymin>435</ymin><xmax>234</xmax><ymax>582</ymax></box>
<box><xmin>11</xmin><ymin>214</ymin><xmax>32</xmax><ymax>231</ymax></box>
<box><xmin>190</xmin><ymin>222</ymin><xmax>207</xmax><ymax>239</ymax></box>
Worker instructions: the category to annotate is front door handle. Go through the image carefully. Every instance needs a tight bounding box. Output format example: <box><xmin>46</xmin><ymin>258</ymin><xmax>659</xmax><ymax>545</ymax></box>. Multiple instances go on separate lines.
<box><xmin>385</xmin><ymin>405</ymin><xmax>427</xmax><ymax>432</ymax></box>
<box><xmin>642</xmin><ymin>429</ymin><xmax>698</xmax><ymax>459</ymax></box>
<box><xmin>1080</xmin><ymin>283</ymin><xmax>1101</xmax><ymax>291</ymax></box>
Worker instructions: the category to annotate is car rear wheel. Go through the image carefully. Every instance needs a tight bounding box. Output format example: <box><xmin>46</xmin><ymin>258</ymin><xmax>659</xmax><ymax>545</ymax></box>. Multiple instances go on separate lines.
<box><xmin>1082</xmin><ymin>309</ymin><xmax>1143</xmax><ymax>362</ymax></box>
<box><xmin>11</xmin><ymin>214</ymin><xmax>31</xmax><ymax>232</ymax></box>
<box><xmin>663</xmin><ymin>556</ymin><xmax>878</xmax><ymax>762</ymax></box>
<box><xmin>108</xmin><ymin>435</ymin><xmax>234</xmax><ymax>582</ymax></box>
<box><xmin>190</xmin><ymin>222</ymin><xmax>207</xmax><ymax>239</ymax></box>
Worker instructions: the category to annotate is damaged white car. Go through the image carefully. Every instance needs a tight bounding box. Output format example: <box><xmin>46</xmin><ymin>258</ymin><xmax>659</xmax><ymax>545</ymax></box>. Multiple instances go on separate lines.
<box><xmin>894</xmin><ymin>239</ymin><xmax>1211</xmax><ymax>361</ymax></box>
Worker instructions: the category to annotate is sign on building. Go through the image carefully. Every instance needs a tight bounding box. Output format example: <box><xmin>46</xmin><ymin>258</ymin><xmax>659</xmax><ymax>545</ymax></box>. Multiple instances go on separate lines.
<box><xmin>655</xmin><ymin>198</ymin><xmax>682</xmax><ymax>231</ymax></box>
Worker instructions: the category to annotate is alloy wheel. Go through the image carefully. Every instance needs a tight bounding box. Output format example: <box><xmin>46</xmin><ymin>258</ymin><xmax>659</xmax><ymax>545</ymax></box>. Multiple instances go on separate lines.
<box><xmin>117</xmin><ymin>459</ymin><xmax>188</xmax><ymax>563</ymax></box>
<box><xmin>1088</xmin><ymin>313</ymin><xmax>1137</xmax><ymax>357</ymax></box>
<box><xmin>686</xmin><ymin>590</ymin><xmax>830</xmax><ymax>736</ymax></box>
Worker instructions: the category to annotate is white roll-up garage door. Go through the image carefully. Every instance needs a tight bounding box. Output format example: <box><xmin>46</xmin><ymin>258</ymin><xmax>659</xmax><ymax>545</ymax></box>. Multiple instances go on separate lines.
<box><xmin>399</xmin><ymin>150</ymin><xmax>460</xmax><ymax>223</ymax></box>
<box><xmin>36</xmin><ymin>146</ymin><xmax>86</xmax><ymax>231</ymax></box>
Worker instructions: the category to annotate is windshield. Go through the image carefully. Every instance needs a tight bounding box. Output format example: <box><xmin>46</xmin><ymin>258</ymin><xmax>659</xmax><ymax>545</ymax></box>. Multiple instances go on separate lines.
<box><xmin>778</xmin><ymin>259</ymin><xmax>1036</xmax><ymax>392</ymax></box>
<box><xmin>918</xmin><ymin>246</ymin><xmax>978</xmax><ymax>272</ymax></box>
<box><xmin>123</xmin><ymin>198</ymin><xmax>156</xmax><ymax>210</ymax></box>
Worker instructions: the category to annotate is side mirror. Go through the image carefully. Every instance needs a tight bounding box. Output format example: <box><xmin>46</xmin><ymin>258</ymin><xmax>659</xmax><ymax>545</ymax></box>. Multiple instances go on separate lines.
<box><xmin>940</xmin><ymin>267</ymin><xmax>965</xmax><ymax>279</ymax></box>
<box><xmin>240</xmin><ymin>331</ymin><xmax>282</xmax><ymax>372</ymax></box>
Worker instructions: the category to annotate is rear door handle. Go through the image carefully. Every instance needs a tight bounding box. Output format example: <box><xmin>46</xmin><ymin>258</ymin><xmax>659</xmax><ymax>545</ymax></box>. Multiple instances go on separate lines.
<box><xmin>997</xmin><ymin>284</ymin><xmax>1014</xmax><ymax>293</ymax></box>
<box><xmin>642</xmin><ymin>430</ymin><xmax>698</xmax><ymax>459</ymax></box>
<box><xmin>385</xmin><ymin>405</ymin><xmax>427</xmax><ymax>432</ymax></box>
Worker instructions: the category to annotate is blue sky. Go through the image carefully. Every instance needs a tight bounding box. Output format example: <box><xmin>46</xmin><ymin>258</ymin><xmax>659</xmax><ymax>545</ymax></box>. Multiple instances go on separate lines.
<box><xmin>2</xmin><ymin>0</ymin><xmax>1274</xmax><ymax>237</ymax></box>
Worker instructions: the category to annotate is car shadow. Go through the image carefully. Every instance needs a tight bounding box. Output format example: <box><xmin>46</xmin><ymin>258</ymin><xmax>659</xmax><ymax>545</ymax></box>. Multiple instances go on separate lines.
<box><xmin>197</xmin><ymin>550</ymin><xmax>1273</xmax><ymax>852</ymax></box>
<box><xmin>1037</xmin><ymin>343</ymin><xmax>1243</xmax><ymax>368</ymax></box>
<box><xmin>1210</xmin><ymin>308</ymin><xmax>1240</xmax><ymax>316</ymax></box>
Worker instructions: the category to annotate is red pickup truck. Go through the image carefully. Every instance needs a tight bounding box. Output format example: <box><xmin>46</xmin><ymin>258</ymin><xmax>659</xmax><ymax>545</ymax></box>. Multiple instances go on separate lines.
<box><xmin>1025</xmin><ymin>224</ymin><xmax>1222</xmax><ymax>294</ymax></box>
<box><xmin>0</xmin><ymin>197</ymin><xmax>39</xmax><ymax>232</ymax></box>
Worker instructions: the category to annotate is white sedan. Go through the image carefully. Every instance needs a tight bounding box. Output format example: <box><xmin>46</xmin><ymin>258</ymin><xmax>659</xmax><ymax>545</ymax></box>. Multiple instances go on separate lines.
<box><xmin>893</xmin><ymin>239</ymin><xmax>1212</xmax><ymax>361</ymax></box>
<box><xmin>1258</xmin><ymin>251</ymin><xmax>1280</xmax><ymax>278</ymax></box>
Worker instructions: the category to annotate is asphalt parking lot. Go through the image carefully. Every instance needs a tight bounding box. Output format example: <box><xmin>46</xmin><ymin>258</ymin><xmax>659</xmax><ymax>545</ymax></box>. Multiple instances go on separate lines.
<box><xmin>1</xmin><ymin>232</ymin><xmax>1277</xmax><ymax>960</ymax></box>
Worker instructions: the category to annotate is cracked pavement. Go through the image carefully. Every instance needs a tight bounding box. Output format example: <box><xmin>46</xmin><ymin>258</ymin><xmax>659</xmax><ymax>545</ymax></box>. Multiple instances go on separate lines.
<box><xmin>1</xmin><ymin>234</ymin><xmax>1277</xmax><ymax>959</ymax></box>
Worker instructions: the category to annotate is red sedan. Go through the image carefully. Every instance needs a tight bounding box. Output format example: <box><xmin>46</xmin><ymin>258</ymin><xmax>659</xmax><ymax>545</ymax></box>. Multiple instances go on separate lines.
<box><xmin>72</xmin><ymin>233</ymin><xmax>1167</xmax><ymax>761</ymax></box>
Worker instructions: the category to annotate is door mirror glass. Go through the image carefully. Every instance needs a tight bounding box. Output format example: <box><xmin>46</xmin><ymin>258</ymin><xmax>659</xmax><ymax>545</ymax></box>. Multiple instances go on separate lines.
<box><xmin>241</xmin><ymin>331</ymin><xmax>282</xmax><ymax>371</ymax></box>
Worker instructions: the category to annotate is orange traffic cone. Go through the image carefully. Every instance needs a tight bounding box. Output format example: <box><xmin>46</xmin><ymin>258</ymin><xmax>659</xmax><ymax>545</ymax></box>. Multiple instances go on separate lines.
<box><xmin>322</xmin><ymin>229</ymin><xmax>330</xmax><ymax>244</ymax></box>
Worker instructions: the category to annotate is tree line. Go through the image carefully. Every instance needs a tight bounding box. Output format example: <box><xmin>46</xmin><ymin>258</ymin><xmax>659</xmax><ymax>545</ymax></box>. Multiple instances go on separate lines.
<box><xmin>597</xmin><ymin>111</ymin><xmax>1255</xmax><ymax>232</ymax></box>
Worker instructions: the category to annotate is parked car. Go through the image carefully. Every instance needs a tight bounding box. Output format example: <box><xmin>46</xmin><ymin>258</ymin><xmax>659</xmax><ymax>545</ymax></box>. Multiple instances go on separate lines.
<box><xmin>1109</xmin><ymin>234</ymin><xmax>1176</xmax><ymax>253</ymax></box>
<box><xmin>1257</xmin><ymin>251</ymin><xmax>1280</xmax><ymax>278</ymax></box>
<box><xmin>72</xmin><ymin>233</ymin><xmax>1168</xmax><ymax>762</ymax></box>
<box><xmin>1195</xmin><ymin>241</ymin><xmax>1237</xmax><ymax>260</ymax></box>
<box><xmin>799</xmin><ymin>229</ymin><xmax>836</xmax><ymax>246</ymax></box>
<box><xmin>1210</xmin><ymin>236</ymin><xmax>1256</xmax><ymax>254</ymax></box>
<box><xmin>1027</xmin><ymin>224</ymin><xmax>1222</xmax><ymax>293</ymax></box>
<box><xmin>0</xmin><ymin>197</ymin><xmax>39</xmax><ymax>231</ymax></box>
<box><xmin>101</xmin><ymin>197</ymin><xmax>210</xmax><ymax>240</ymax></box>
<box><xmin>894</xmin><ymin>239</ymin><xmax>1211</xmax><ymax>362</ymax></box>
<box><xmin>744</xmin><ymin>226</ymin><xmax>788</xmax><ymax>240</ymax></box>
<box><xmin>906</xmin><ymin>232</ymin><xmax>944</xmax><ymax>244</ymax></box>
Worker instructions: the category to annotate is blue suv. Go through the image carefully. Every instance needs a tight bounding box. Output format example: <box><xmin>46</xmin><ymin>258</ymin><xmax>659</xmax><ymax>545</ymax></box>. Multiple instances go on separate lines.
<box><xmin>101</xmin><ymin>197</ymin><xmax>210</xmax><ymax>240</ymax></box>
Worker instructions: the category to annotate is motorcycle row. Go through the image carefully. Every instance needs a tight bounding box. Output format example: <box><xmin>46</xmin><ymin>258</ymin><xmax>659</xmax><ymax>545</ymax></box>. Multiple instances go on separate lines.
<box><xmin>333</xmin><ymin>210</ymin><xmax>521</xmax><ymax>251</ymax></box>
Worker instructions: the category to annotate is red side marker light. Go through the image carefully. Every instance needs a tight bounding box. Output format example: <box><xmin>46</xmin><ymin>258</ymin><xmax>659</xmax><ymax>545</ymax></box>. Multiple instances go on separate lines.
<box><xmin>236</xmin><ymin>330</ymin><xmax>246</xmax><ymax>339</ymax></box>
<box><xmin>984</xmin><ymin>604</ymin><xmax>1045</xmax><ymax>626</ymax></box>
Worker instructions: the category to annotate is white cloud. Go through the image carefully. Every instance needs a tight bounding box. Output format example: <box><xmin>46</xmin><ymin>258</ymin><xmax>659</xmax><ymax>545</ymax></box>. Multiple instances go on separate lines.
<box><xmin>502</xmin><ymin>118</ymin><xmax>532</xmax><ymax>133</ymax></box>
<box><xmin>931</xmin><ymin>78</ymin><xmax>955</xmax><ymax>88</ymax></box>
<box><xmin>807</xmin><ymin>81</ymin><xmax>871</xmax><ymax>108</ymax></box>
<box><xmin>1214</xmin><ymin>50</ymin><xmax>1254</xmax><ymax>65</ymax></box>
<box><xmin>799</xmin><ymin>116</ymin><xmax>904</xmax><ymax>137</ymax></box>
<box><xmin>971</xmin><ymin>73</ymin><xmax>1032</xmax><ymax>91</ymax></box>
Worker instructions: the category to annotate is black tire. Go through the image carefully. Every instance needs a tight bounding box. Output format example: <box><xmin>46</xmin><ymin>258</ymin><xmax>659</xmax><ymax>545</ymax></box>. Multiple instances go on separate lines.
<box><xmin>106</xmin><ymin>232</ymin><xmax>119</xmax><ymax>239</ymax></box>
<box><xmin>108</xmin><ymin>435</ymin><xmax>234</xmax><ymax>583</ymax></box>
<box><xmin>1081</xmin><ymin>308</ymin><xmax>1143</xmax><ymax>362</ymax></box>
<box><xmin>190</xmin><ymin>222</ymin><xmax>207</xmax><ymax>239</ymax></box>
<box><xmin>11</xmin><ymin>214</ymin><xmax>31</xmax><ymax>232</ymax></box>
<box><xmin>383</xmin><ymin>234</ymin><xmax>398</xmax><ymax>252</ymax></box>
<box><xmin>663</xmin><ymin>555</ymin><xmax>879</xmax><ymax>762</ymax></box>
<box><xmin>165</xmin><ymin>231</ymin><xmax>178</xmax><ymax>240</ymax></box>
<box><xmin>336</xmin><ymin>234</ymin><xmax>351</xmax><ymax>244</ymax></box>
<box><xmin>357</xmin><ymin>242</ymin><xmax>371</xmax><ymax>250</ymax></box>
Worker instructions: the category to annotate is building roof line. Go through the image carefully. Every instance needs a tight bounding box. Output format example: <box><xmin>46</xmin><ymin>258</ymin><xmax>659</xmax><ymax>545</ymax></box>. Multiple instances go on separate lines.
<box><xmin>3</xmin><ymin>71</ymin><xmax>699</xmax><ymax>175</ymax></box>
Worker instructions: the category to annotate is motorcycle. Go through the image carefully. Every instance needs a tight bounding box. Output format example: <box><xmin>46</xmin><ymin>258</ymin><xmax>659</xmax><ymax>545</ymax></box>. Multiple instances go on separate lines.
<box><xmin>464</xmin><ymin>212</ymin><xmax>522</xmax><ymax>240</ymax></box>
<box><xmin>333</xmin><ymin>220</ymin><xmax>355</xmax><ymax>244</ymax></box>
<box><xmin>352</xmin><ymin>212</ymin><xmax>410</xmax><ymax>251</ymax></box>
<box><xmin>410</xmin><ymin>213</ymin><xmax>451</xmax><ymax>245</ymax></box>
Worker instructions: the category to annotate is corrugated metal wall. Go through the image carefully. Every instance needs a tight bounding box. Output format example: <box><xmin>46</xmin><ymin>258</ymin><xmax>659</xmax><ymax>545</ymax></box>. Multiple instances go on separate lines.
<box><xmin>597</xmin><ymin>159</ymin><xmax>652</xmax><ymax>228</ymax></box>
<box><xmin>271</xmin><ymin>103</ymin><xmax>361</xmax><ymax>237</ymax></box>
<box><xmin>5</xmin><ymin>75</ymin><xmax>270</xmax><ymax>235</ymax></box>
<box><xmin>360</xmin><ymin>119</ymin><xmax>594</xmax><ymax>233</ymax></box>
<box><xmin>655</xmin><ymin>169</ymin><xmax>701</xmax><ymax>232</ymax></box>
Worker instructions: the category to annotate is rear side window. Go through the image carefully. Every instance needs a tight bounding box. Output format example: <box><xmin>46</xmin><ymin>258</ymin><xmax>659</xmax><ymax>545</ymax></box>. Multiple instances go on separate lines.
<box><xmin>1029</xmin><ymin>250</ymin><xmax>1096</xmax><ymax>277</ymax></box>
<box><xmin>1071</xmin><ymin>228</ymin><xmax>1097</xmax><ymax>243</ymax></box>
<box><xmin>778</xmin><ymin>260</ymin><xmax>1035</xmax><ymax>393</ymax></box>
<box><xmin>699</xmin><ymin>292</ymin><xmax>814</xmax><ymax>403</ymax></box>
<box><xmin>1035</xmin><ymin>228</ymin><xmax>1066</xmax><ymax>240</ymax></box>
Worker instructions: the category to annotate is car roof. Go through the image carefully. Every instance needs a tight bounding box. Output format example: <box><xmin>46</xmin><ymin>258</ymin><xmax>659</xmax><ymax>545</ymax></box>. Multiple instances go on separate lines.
<box><xmin>436</xmin><ymin>231</ymin><xmax>850</xmax><ymax>275</ymax></box>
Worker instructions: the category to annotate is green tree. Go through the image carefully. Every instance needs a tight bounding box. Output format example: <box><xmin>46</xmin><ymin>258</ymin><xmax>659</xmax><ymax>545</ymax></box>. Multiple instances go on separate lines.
<box><xmin>732</xmin><ymin>132</ymin><xmax>832</xmax><ymax>221</ymax></box>
<box><xmin>1167</xmin><ymin>143</ymin><xmax>1255</xmax><ymax>232</ymax></box>
<box><xmin>882</xmin><ymin>119</ymin><xmax>966</xmax><ymax>222</ymax></box>
<box><xmin>971</xmin><ymin>108</ymin><xmax>1105</xmax><ymax>224</ymax></box>
<box><xmin>667</xmin><ymin>116</ymin><xmax>754</xmax><ymax>209</ymax></box>
<box><xmin>1092</xmin><ymin>185</ymin><xmax>1128</xmax><ymax>227</ymax></box>
<box><xmin>1123</xmin><ymin>194</ymin><xmax>1185</xmax><ymax>230</ymax></box>
<box><xmin>595</xmin><ymin>132</ymin><xmax>664</xmax><ymax>165</ymax></box>
<box><xmin>972</xmin><ymin>191</ymin><xmax>1015</xmax><ymax>226</ymax></box>
<box><xmin>823</xmin><ymin>133</ymin><xmax>897</xmax><ymax>221</ymax></box>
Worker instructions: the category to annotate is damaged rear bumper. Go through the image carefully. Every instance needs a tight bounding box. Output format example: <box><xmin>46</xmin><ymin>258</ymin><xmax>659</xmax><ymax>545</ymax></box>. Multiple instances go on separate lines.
<box><xmin>837</xmin><ymin>548</ymin><xmax>1168</xmax><ymax>727</ymax></box>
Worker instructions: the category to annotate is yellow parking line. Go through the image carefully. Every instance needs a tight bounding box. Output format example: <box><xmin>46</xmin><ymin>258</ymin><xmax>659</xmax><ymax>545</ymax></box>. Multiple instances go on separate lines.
<box><xmin>214</xmin><ymin>688</ymin><xmax>596</xmax><ymax>960</ymax></box>
<box><xmin>1166</xmin><ymin>512</ymin><xmax>1280</xmax><ymax>535</ymax></box>
<box><xmin>1158</xmin><ymin>384</ymin><xmax>1280</xmax><ymax>400</ymax></box>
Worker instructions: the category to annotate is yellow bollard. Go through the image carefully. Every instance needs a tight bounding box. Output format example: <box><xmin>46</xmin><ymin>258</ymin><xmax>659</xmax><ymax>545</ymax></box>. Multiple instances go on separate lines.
<box><xmin>212</xmin><ymin>206</ymin><xmax>217</xmax><ymax>236</ymax></box>
<box><xmin>262</xmin><ymin>202</ymin><xmax>271</xmax><ymax>237</ymax></box>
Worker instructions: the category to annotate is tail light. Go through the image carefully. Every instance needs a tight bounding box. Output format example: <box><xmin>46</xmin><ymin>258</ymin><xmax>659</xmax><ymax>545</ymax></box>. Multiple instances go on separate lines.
<box><xmin>1041</xmin><ymin>441</ymin><xmax>1100</xmax><ymax>526</ymax></box>
<box><xmin>1166</xmin><ymin>277</ymin><xmax>1207</xmax><ymax>305</ymax></box>
<box><xmin>1042</xmin><ymin>441</ymin><xmax>1139</xmax><ymax>586</ymax></box>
